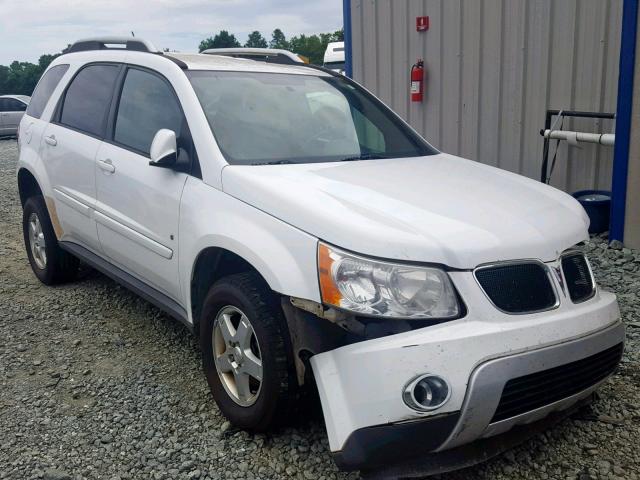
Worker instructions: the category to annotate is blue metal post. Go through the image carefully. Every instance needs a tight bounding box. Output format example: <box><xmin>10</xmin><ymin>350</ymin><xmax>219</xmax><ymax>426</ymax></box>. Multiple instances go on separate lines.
<box><xmin>343</xmin><ymin>0</ymin><xmax>353</xmax><ymax>78</ymax></box>
<box><xmin>611</xmin><ymin>0</ymin><xmax>639</xmax><ymax>242</ymax></box>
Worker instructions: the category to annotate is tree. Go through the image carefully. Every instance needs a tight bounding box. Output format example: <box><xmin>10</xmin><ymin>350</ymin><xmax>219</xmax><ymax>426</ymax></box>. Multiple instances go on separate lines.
<box><xmin>0</xmin><ymin>51</ymin><xmax>62</xmax><ymax>95</ymax></box>
<box><xmin>289</xmin><ymin>33</ymin><xmax>342</xmax><ymax>65</ymax></box>
<box><xmin>285</xmin><ymin>29</ymin><xmax>344</xmax><ymax>65</ymax></box>
<box><xmin>198</xmin><ymin>30</ymin><xmax>241</xmax><ymax>52</ymax></box>
<box><xmin>269</xmin><ymin>29</ymin><xmax>289</xmax><ymax>49</ymax></box>
<box><xmin>0</xmin><ymin>65</ymin><xmax>9</xmax><ymax>94</ymax></box>
<box><xmin>245</xmin><ymin>31</ymin><xmax>268</xmax><ymax>48</ymax></box>
<box><xmin>37</xmin><ymin>53</ymin><xmax>59</xmax><ymax>71</ymax></box>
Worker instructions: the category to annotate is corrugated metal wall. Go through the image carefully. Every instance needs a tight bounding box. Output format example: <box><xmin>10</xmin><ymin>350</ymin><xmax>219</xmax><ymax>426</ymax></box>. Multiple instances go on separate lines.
<box><xmin>350</xmin><ymin>0</ymin><xmax>622</xmax><ymax>193</ymax></box>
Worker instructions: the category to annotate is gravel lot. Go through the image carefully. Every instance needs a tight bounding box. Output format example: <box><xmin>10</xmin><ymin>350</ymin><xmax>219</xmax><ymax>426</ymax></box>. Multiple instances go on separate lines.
<box><xmin>1</xmin><ymin>137</ymin><xmax>639</xmax><ymax>480</ymax></box>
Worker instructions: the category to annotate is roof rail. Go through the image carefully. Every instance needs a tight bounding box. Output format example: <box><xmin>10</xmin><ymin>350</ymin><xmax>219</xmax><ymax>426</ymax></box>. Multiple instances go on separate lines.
<box><xmin>65</xmin><ymin>37</ymin><xmax>159</xmax><ymax>54</ymax></box>
<box><xmin>202</xmin><ymin>47</ymin><xmax>305</xmax><ymax>65</ymax></box>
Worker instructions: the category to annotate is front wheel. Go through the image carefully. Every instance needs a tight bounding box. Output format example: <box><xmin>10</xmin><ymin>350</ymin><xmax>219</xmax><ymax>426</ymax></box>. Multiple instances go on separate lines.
<box><xmin>200</xmin><ymin>272</ymin><xmax>298</xmax><ymax>431</ymax></box>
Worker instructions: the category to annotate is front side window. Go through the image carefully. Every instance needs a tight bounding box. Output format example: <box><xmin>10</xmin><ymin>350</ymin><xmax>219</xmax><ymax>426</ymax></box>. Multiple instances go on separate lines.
<box><xmin>59</xmin><ymin>64</ymin><xmax>120</xmax><ymax>137</ymax></box>
<box><xmin>114</xmin><ymin>68</ymin><xmax>183</xmax><ymax>155</ymax></box>
<box><xmin>9</xmin><ymin>99</ymin><xmax>27</xmax><ymax>112</ymax></box>
<box><xmin>25</xmin><ymin>64</ymin><xmax>69</xmax><ymax>119</ymax></box>
<box><xmin>187</xmin><ymin>71</ymin><xmax>437</xmax><ymax>165</ymax></box>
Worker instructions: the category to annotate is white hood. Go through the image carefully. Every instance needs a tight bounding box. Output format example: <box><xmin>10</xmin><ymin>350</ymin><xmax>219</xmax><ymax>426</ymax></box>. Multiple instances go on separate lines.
<box><xmin>221</xmin><ymin>154</ymin><xmax>589</xmax><ymax>269</ymax></box>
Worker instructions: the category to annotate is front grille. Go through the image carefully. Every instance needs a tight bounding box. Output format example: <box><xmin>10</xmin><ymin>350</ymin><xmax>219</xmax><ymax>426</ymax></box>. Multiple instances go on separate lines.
<box><xmin>491</xmin><ymin>343</ymin><xmax>623</xmax><ymax>423</ymax></box>
<box><xmin>475</xmin><ymin>262</ymin><xmax>557</xmax><ymax>313</ymax></box>
<box><xmin>562</xmin><ymin>253</ymin><xmax>596</xmax><ymax>302</ymax></box>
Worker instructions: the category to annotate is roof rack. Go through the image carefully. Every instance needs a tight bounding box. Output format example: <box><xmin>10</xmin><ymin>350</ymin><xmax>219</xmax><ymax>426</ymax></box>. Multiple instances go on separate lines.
<box><xmin>64</xmin><ymin>36</ymin><xmax>159</xmax><ymax>54</ymax></box>
<box><xmin>202</xmin><ymin>47</ymin><xmax>305</xmax><ymax>65</ymax></box>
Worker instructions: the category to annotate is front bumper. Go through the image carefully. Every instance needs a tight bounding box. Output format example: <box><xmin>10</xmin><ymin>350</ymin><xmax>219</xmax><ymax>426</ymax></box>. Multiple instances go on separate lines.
<box><xmin>310</xmin><ymin>276</ymin><xmax>623</xmax><ymax>471</ymax></box>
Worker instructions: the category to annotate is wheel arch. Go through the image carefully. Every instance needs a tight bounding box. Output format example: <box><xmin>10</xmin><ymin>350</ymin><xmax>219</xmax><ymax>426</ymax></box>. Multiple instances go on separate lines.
<box><xmin>190</xmin><ymin>246</ymin><xmax>274</xmax><ymax>335</ymax></box>
<box><xmin>17</xmin><ymin>167</ymin><xmax>63</xmax><ymax>239</ymax></box>
<box><xmin>17</xmin><ymin>167</ymin><xmax>43</xmax><ymax>206</ymax></box>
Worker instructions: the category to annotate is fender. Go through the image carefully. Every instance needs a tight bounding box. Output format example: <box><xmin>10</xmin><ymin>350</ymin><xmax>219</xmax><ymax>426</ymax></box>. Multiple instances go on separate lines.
<box><xmin>179</xmin><ymin>176</ymin><xmax>321</xmax><ymax>325</ymax></box>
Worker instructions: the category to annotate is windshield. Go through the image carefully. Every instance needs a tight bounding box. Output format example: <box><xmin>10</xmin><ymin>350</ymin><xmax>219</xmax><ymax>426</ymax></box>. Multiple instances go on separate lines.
<box><xmin>187</xmin><ymin>70</ymin><xmax>438</xmax><ymax>165</ymax></box>
<box><xmin>324</xmin><ymin>61</ymin><xmax>345</xmax><ymax>71</ymax></box>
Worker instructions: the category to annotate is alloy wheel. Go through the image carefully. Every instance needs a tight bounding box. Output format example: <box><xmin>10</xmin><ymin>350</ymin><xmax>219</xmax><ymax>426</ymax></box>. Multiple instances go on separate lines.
<box><xmin>28</xmin><ymin>212</ymin><xmax>47</xmax><ymax>270</ymax></box>
<box><xmin>212</xmin><ymin>305</ymin><xmax>263</xmax><ymax>406</ymax></box>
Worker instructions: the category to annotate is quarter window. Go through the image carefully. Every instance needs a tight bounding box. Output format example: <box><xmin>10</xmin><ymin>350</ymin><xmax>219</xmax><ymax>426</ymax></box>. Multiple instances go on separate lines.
<box><xmin>114</xmin><ymin>68</ymin><xmax>183</xmax><ymax>155</ymax></box>
<box><xmin>26</xmin><ymin>64</ymin><xmax>69</xmax><ymax>119</ymax></box>
<box><xmin>60</xmin><ymin>64</ymin><xmax>120</xmax><ymax>137</ymax></box>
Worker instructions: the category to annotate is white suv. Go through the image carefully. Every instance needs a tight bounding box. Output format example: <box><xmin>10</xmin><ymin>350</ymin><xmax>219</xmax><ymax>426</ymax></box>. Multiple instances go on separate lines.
<box><xmin>17</xmin><ymin>37</ymin><xmax>624</xmax><ymax>475</ymax></box>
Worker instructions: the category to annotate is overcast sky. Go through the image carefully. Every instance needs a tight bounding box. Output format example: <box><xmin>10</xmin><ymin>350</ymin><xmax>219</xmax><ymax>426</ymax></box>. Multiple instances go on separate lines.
<box><xmin>0</xmin><ymin>0</ymin><xmax>343</xmax><ymax>65</ymax></box>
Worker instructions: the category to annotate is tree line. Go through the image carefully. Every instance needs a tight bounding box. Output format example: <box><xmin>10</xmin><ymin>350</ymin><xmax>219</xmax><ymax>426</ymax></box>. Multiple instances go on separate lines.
<box><xmin>0</xmin><ymin>28</ymin><xmax>343</xmax><ymax>96</ymax></box>
<box><xmin>0</xmin><ymin>54</ymin><xmax>60</xmax><ymax>96</ymax></box>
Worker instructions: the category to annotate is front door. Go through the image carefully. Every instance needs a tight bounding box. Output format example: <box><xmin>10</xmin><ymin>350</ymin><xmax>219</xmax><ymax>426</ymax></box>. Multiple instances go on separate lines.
<box><xmin>0</xmin><ymin>99</ymin><xmax>6</xmax><ymax>135</ymax></box>
<box><xmin>1</xmin><ymin>98</ymin><xmax>26</xmax><ymax>135</ymax></box>
<box><xmin>95</xmin><ymin>67</ymin><xmax>191</xmax><ymax>301</ymax></box>
<box><xmin>2</xmin><ymin>97</ymin><xmax>27</xmax><ymax>134</ymax></box>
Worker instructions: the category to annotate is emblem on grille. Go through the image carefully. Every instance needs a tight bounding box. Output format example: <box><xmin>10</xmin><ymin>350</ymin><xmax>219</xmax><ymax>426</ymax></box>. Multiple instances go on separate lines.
<box><xmin>553</xmin><ymin>265</ymin><xmax>567</xmax><ymax>296</ymax></box>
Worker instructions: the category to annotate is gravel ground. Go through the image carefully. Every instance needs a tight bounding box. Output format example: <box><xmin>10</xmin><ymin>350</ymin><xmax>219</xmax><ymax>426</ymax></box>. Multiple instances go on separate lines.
<box><xmin>1</xmin><ymin>137</ymin><xmax>639</xmax><ymax>480</ymax></box>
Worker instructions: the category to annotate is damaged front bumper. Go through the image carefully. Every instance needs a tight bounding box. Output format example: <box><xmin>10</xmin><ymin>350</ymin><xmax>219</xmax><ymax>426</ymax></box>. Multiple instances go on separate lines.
<box><xmin>307</xmin><ymin>273</ymin><xmax>624</xmax><ymax>473</ymax></box>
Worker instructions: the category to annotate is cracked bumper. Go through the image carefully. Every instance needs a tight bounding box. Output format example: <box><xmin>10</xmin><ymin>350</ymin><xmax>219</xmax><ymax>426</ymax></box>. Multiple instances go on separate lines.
<box><xmin>310</xmin><ymin>275</ymin><xmax>623</xmax><ymax>471</ymax></box>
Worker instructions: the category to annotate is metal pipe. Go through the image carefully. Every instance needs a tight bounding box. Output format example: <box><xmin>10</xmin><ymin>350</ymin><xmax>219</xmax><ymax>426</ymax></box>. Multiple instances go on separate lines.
<box><xmin>545</xmin><ymin>110</ymin><xmax>616</xmax><ymax>120</ymax></box>
<box><xmin>540</xmin><ymin>130</ymin><xmax>615</xmax><ymax>146</ymax></box>
<box><xmin>539</xmin><ymin>110</ymin><xmax>616</xmax><ymax>184</ymax></box>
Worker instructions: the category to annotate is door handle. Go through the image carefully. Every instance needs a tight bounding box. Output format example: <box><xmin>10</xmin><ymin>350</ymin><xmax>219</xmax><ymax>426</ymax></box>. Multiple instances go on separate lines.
<box><xmin>97</xmin><ymin>159</ymin><xmax>116</xmax><ymax>174</ymax></box>
<box><xmin>44</xmin><ymin>135</ymin><xmax>57</xmax><ymax>146</ymax></box>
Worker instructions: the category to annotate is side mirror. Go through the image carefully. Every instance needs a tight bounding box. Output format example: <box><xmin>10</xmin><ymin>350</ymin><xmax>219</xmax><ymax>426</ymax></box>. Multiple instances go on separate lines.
<box><xmin>149</xmin><ymin>129</ymin><xmax>177</xmax><ymax>167</ymax></box>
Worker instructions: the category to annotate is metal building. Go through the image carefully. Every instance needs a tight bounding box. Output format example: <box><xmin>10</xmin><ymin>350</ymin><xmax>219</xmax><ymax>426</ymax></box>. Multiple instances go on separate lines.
<box><xmin>343</xmin><ymin>0</ymin><xmax>640</xmax><ymax>248</ymax></box>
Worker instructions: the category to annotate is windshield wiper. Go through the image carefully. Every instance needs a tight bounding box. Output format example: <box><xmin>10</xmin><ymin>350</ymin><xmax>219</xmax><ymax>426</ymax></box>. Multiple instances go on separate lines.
<box><xmin>251</xmin><ymin>159</ymin><xmax>297</xmax><ymax>166</ymax></box>
<box><xmin>339</xmin><ymin>153</ymin><xmax>388</xmax><ymax>162</ymax></box>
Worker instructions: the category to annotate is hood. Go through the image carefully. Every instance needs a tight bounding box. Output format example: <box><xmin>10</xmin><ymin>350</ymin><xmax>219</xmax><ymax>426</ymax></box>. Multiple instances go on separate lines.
<box><xmin>221</xmin><ymin>154</ymin><xmax>589</xmax><ymax>269</ymax></box>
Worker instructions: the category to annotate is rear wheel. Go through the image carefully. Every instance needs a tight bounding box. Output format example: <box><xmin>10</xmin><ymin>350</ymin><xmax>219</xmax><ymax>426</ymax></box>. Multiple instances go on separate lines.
<box><xmin>200</xmin><ymin>272</ymin><xmax>297</xmax><ymax>430</ymax></box>
<box><xmin>22</xmin><ymin>195</ymin><xmax>79</xmax><ymax>285</ymax></box>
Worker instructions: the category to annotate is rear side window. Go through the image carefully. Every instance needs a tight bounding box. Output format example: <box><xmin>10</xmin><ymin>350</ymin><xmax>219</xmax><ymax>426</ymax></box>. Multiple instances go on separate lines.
<box><xmin>0</xmin><ymin>98</ymin><xmax>27</xmax><ymax>112</ymax></box>
<box><xmin>25</xmin><ymin>64</ymin><xmax>69</xmax><ymax>119</ymax></box>
<box><xmin>114</xmin><ymin>68</ymin><xmax>183</xmax><ymax>154</ymax></box>
<box><xmin>60</xmin><ymin>64</ymin><xmax>119</xmax><ymax>137</ymax></box>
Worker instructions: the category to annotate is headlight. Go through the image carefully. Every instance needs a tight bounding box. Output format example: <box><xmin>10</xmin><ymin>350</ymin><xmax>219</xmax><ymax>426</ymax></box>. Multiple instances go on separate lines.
<box><xmin>318</xmin><ymin>242</ymin><xmax>461</xmax><ymax>319</ymax></box>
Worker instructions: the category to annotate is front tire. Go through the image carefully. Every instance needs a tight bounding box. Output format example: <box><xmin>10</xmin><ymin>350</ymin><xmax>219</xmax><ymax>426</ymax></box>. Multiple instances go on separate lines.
<box><xmin>200</xmin><ymin>272</ymin><xmax>297</xmax><ymax>431</ymax></box>
<box><xmin>22</xmin><ymin>195</ymin><xmax>79</xmax><ymax>285</ymax></box>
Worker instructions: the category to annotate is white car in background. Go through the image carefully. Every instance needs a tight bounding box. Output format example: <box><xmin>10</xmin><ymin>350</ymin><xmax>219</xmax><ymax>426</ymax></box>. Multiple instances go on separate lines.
<box><xmin>323</xmin><ymin>41</ymin><xmax>345</xmax><ymax>73</ymax></box>
<box><xmin>16</xmin><ymin>37</ymin><xmax>624</xmax><ymax>476</ymax></box>
<box><xmin>0</xmin><ymin>95</ymin><xmax>30</xmax><ymax>137</ymax></box>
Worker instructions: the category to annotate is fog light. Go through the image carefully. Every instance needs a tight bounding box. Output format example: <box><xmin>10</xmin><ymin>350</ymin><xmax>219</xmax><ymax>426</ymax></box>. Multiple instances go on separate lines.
<box><xmin>403</xmin><ymin>374</ymin><xmax>450</xmax><ymax>411</ymax></box>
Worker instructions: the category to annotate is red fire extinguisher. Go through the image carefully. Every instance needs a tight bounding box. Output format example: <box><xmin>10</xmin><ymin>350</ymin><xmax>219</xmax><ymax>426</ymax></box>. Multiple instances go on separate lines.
<box><xmin>410</xmin><ymin>59</ymin><xmax>425</xmax><ymax>102</ymax></box>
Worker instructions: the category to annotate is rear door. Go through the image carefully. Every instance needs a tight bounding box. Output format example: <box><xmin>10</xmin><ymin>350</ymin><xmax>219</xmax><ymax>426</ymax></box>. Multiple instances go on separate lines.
<box><xmin>42</xmin><ymin>63</ymin><xmax>121</xmax><ymax>252</ymax></box>
<box><xmin>95</xmin><ymin>66</ymin><xmax>195</xmax><ymax>301</ymax></box>
<box><xmin>20</xmin><ymin>64</ymin><xmax>70</xmax><ymax>198</ymax></box>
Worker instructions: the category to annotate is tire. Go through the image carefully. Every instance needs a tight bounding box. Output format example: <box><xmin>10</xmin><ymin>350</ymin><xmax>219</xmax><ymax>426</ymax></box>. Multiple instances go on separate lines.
<box><xmin>200</xmin><ymin>272</ymin><xmax>298</xmax><ymax>431</ymax></box>
<box><xmin>22</xmin><ymin>195</ymin><xmax>79</xmax><ymax>285</ymax></box>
